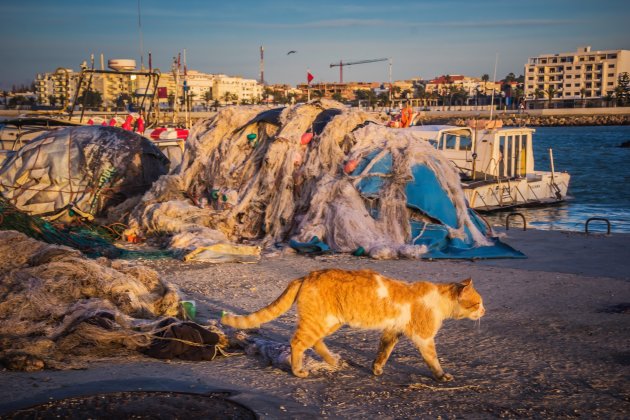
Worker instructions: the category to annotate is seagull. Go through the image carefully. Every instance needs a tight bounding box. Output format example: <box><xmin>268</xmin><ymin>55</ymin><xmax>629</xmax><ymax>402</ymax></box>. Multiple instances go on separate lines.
<box><xmin>287</xmin><ymin>50</ymin><xmax>297</xmax><ymax>55</ymax></box>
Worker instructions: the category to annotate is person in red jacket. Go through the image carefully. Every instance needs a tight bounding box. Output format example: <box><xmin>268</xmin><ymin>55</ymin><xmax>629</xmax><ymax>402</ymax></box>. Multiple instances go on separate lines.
<box><xmin>400</xmin><ymin>101</ymin><xmax>413</xmax><ymax>128</ymax></box>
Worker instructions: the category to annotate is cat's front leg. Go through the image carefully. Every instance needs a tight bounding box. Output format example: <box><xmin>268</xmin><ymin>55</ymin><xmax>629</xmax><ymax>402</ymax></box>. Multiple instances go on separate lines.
<box><xmin>412</xmin><ymin>336</ymin><xmax>453</xmax><ymax>382</ymax></box>
<box><xmin>372</xmin><ymin>329</ymin><xmax>401</xmax><ymax>376</ymax></box>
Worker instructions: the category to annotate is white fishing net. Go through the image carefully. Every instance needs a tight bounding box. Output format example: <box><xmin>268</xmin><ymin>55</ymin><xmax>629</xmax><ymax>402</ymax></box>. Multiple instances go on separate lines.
<box><xmin>125</xmin><ymin>99</ymin><xmax>491</xmax><ymax>261</ymax></box>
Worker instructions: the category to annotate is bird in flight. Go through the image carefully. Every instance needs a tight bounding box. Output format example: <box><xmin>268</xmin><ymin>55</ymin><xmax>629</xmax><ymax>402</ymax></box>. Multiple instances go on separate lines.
<box><xmin>287</xmin><ymin>50</ymin><xmax>297</xmax><ymax>55</ymax></box>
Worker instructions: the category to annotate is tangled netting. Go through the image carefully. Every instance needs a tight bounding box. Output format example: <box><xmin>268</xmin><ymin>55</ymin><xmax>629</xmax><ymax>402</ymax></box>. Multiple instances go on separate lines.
<box><xmin>125</xmin><ymin>99</ymin><xmax>493</xmax><ymax>261</ymax></box>
<box><xmin>0</xmin><ymin>230</ymin><xmax>182</xmax><ymax>371</ymax></box>
<box><xmin>0</xmin><ymin>126</ymin><xmax>169</xmax><ymax>223</ymax></box>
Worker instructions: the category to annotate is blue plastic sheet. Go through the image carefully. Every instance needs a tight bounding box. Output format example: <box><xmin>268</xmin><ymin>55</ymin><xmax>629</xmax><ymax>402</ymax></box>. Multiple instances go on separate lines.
<box><xmin>353</xmin><ymin>152</ymin><xmax>525</xmax><ymax>259</ymax></box>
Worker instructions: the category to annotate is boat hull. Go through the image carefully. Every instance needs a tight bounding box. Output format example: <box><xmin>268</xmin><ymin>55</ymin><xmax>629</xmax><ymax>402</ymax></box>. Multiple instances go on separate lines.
<box><xmin>463</xmin><ymin>171</ymin><xmax>571</xmax><ymax>212</ymax></box>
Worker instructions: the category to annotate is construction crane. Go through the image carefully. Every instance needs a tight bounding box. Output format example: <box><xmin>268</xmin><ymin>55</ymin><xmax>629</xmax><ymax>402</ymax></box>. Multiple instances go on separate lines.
<box><xmin>330</xmin><ymin>58</ymin><xmax>388</xmax><ymax>83</ymax></box>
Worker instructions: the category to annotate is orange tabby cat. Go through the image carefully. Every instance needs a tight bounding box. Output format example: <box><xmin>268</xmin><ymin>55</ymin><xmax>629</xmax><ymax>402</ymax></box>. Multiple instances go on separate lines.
<box><xmin>221</xmin><ymin>268</ymin><xmax>485</xmax><ymax>381</ymax></box>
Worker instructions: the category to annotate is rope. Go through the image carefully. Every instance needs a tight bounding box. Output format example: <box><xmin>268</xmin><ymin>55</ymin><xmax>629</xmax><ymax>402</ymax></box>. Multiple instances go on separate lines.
<box><xmin>406</xmin><ymin>382</ymin><xmax>482</xmax><ymax>391</ymax></box>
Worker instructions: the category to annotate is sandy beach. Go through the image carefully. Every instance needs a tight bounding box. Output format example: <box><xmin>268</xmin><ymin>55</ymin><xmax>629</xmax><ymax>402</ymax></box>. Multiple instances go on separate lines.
<box><xmin>1</xmin><ymin>228</ymin><xmax>629</xmax><ymax>418</ymax></box>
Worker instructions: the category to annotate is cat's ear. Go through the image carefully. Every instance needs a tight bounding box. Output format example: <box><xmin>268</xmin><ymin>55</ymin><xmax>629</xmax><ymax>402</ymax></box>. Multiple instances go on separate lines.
<box><xmin>460</xmin><ymin>278</ymin><xmax>473</xmax><ymax>288</ymax></box>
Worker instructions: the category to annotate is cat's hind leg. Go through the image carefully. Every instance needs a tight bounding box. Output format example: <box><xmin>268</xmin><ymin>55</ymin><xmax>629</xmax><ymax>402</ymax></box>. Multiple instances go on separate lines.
<box><xmin>291</xmin><ymin>323</ymin><xmax>328</xmax><ymax>378</ymax></box>
<box><xmin>313</xmin><ymin>340</ymin><xmax>341</xmax><ymax>367</ymax></box>
<box><xmin>372</xmin><ymin>329</ymin><xmax>401</xmax><ymax>375</ymax></box>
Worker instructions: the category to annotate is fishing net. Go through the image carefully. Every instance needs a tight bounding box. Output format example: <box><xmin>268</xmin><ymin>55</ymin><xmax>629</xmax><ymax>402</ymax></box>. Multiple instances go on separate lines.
<box><xmin>0</xmin><ymin>125</ymin><xmax>169</xmax><ymax>223</ymax></box>
<box><xmin>0</xmin><ymin>230</ymin><xmax>182</xmax><ymax>371</ymax></box>
<box><xmin>0</xmin><ymin>195</ymin><xmax>173</xmax><ymax>259</ymax></box>
<box><xmin>124</xmin><ymin>99</ymin><xmax>520</xmax><ymax>261</ymax></box>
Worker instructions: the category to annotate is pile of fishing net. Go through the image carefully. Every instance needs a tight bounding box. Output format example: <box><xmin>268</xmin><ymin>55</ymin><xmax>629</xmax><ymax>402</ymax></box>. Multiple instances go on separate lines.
<box><xmin>0</xmin><ymin>125</ymin><xmax>169</xmax><ymax>224</ymax></box>
<box><xmin>0</xmin><ymin>230</ymin><xmax>186</xmax><ymax>371</ymax></box>
<box><xmin>125</xmin><ymin>99</ymin><xmax>523</xmax><ymax>261</ymax></box>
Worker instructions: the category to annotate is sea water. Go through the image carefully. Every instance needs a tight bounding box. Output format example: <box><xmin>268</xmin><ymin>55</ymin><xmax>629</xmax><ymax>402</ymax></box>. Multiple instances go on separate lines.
<box><xmin>483</xmin><ymin>125</ymin><xmax>630</xmax><ymax>233</ymax></box>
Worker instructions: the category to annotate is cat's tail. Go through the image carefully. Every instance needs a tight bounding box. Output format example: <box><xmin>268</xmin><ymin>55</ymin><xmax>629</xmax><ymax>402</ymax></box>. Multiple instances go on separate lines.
<box><xmin>221</xmin><ymin>278</ymin><xmax>303</xmax><ymax>329</ymax></box>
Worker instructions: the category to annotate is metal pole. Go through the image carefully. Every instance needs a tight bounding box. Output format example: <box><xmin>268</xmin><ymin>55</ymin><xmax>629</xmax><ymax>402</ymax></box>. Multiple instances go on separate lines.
<box><xmin>489</xmin><ymin>53</ymin><xmax>498</xmax><ymax>121</ymax></box>
<box><xmin>549</xmin><ymin>148</ymin><xmax>555</xmax><ymax>182</ymax></box>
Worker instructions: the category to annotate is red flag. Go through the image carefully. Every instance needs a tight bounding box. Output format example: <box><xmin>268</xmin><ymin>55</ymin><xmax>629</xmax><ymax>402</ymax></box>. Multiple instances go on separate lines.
<box><xmin>307</xmin><ymin>71</ymin><xmax>314</xmax><ymax>84</ymax></box>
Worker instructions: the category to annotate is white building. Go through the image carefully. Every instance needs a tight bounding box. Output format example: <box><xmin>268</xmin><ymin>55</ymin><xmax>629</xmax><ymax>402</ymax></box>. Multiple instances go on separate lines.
<box><xmin>524</xmin><ymin>46</ymin><xmax>630</xmax><ymax>103</ymax></box>
<box><xmin>34</xmin><ymin>64</ymin><xmax>263</xmax><ymax>109</ymax></box>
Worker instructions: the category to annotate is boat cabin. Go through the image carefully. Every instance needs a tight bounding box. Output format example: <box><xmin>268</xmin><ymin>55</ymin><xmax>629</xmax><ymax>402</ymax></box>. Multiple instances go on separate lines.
<box><xmin>408</xmin><ymin>124</ymin><xmax>536</xmax><ymax>181</ymax></box>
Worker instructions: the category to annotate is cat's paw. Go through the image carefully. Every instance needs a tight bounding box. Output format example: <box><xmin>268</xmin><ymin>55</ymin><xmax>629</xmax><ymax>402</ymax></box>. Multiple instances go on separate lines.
<box><xmin>436</xmin><ymin>372</ymin><xmax>453</xmax><ymax>382</ymax></box>
<box><xmin>372</xmin><ymin>362</ymin><xmax>384</xmax><ymax>376</ymax></box>
<box><xmin>292</xmin><ymin>368</ymin><xmax>309</xmax><ymax>378</ymax></box>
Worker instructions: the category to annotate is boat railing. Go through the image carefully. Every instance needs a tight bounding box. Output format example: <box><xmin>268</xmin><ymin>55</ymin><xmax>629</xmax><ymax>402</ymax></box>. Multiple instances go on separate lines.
<box><xmin>483</xmin><ymin>158</ymin><xmax>501</xmax><ymax>181</ymax></box>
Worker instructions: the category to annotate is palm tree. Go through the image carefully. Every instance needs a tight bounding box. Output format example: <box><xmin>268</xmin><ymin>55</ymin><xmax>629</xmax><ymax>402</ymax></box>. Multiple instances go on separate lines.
<box><xmin>545</xmin><ymin>86</ymin><xmax>557</xmax><ymax>109</ymax></box>
<box><xmin>203</xmin><ymin>90</ymin><xmax>213</xmax><ymax>110</ymax></box>
<box><xmin>481</xmin><ymin>74</ymin><xmax>490</xmax><ymax>94</ymax></box>
<box><xmin>533</xmin><ymin>88</ymin><xmax>543</xmax><ymax>109</ymax></box>
<box><xmin>579</xmin><ymin>87</ymin><xmax>586</xmax><ymax>108</ymax></box>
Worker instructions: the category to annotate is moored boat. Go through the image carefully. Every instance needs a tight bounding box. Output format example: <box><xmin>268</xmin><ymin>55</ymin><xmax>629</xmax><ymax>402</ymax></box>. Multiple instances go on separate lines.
<box><xmin>407</xmin><ymin>121</ymin><xmax>571</xmax><ymax>211</ymax></box>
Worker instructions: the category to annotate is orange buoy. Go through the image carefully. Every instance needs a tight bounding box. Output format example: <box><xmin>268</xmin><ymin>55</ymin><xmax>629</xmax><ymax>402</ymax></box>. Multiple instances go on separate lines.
<box><xmin>300</xmin><ymin>132</ymin><xmax>313</xmax><ymax>145</ymax></box>
<box><xmin>344</xmin><ymin>159</ymin><xmax>359</xmax><ymax>174</ymax></box>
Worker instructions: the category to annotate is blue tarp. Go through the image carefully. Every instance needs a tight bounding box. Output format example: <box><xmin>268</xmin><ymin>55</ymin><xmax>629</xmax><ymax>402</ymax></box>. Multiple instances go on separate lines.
<box><xmin>353</xmin><ymin>151</ymin><xmax>525</xmax><ymax>259</ymax></box>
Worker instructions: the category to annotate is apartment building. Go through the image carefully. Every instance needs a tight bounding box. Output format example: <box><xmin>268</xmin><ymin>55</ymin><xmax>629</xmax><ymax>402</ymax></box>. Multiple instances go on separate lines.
<box><xmin>295</xmin><ymin>81</ymin><xmax>379</xmax><ymax>100</ymax></box>
<box><xmin>34</xmin><ymin>68</ymin><xmax>84</xmax><ymax>107</ymax></box>
<box><xmin>34</xmin><ymin>64</ymin><xmax>263</xmax><ymax>108</ymax></box>
<box><xmin>424</xmin><ymin>75</ymin><xmax>500</xmax><ymax>97</ymax></box>
<box><xmin>524</xmin><ymin>46</ymin><xmax>630</xmax><ymax>103</ymax></box>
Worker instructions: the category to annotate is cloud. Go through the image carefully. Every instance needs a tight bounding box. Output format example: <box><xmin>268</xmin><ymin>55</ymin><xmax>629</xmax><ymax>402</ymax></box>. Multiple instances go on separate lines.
<box><xmin>234</xmin><ymin>17</ymin><xmax>579</xmax><ymax>30</ymax></box>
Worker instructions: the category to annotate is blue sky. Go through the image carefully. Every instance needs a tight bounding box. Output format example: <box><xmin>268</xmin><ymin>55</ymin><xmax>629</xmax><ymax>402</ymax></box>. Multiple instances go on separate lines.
<box><xmin>1</xmin><ymin>0</ymin><xmax>629</xmax><ymax>89</ymax></box>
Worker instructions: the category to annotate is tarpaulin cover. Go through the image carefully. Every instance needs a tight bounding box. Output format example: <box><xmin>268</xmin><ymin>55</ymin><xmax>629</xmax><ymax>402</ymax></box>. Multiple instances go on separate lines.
<box><xmin>353</xmin><ymin>148</ymin><xmax>524</xmax><ymax>259</ymax></box>
<box><xmin>0</xmin><ymin>126</ymin><xmax>169</xmax><ymax>222</ymax></box>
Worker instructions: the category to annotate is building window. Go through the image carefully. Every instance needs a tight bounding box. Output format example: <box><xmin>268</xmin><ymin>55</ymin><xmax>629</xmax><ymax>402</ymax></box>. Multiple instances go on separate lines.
<box><xmin>607</xmin><ymin>82</ymin><xmax>613</xmax><ymax>86</ymax></box>
<box><xmin>566</xmin><ymin>66</ymin><xmax>572</xmax><ymax>70</ymax></box>
<box><xmin>566</xmin><ymin>75</ymin><xmax>572</xmax><ymax>79</ymax></box>
<box><xmin>576</xmin><ymin>66</ymin><xmax>581</xmax><ymax>70</ymax></box>
<box><xmin>610</xmin><ymin>64</ymin><xmax>615</xmax><ymax>68</ymax></box>
<box><xmin>579</xmin><ymin>57</ymin><xmax>584</xmax><ymax>62</ymax></box>
<box><xmin>607</xmin><ymin>54</ymin><xmax>617</xmax><ymax>59</ymax></box>
<box><xmin>608</xmin><ymin>73</ymin><xmax>614</xmax><ymax>77</ymax></box>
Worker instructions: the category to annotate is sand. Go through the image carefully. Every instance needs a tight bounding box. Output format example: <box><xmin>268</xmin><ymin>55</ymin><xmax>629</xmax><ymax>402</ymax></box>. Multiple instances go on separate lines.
<box><xmin>1</xmin><ymin>229</ymin><xmax>628</xmax><ymax>418</ymax></box>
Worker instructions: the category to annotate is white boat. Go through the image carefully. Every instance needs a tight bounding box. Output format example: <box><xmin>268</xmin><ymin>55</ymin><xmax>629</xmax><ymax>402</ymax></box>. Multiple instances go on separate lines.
<box><xmin>407</xmin><ymin>121</ymin><xmax>571</xmax><ymax>211</ymax></box>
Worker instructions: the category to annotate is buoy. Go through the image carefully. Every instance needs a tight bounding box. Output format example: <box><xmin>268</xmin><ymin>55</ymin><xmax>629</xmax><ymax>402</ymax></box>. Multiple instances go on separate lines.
<box><xmin>353</xmin><ymin>246</ymin><xmax>365</xmax><ymax>256</ymax></box>
<box><xmin>300</xmin><ymin>132</ymin><xmax>313</xmax><ymax>145</ymax></box>
<box><xmin>344</xmin><ymin>159</ymin><xmax>359</xmax><ymax>174</ymax></box>
<box><xmin>211</xmin><ymin>189</ymin><xmax>219</xmax><ymax>200</ymax></box>
<box><xmin>247</xmin><ymin>133</ymin><xmax>257</xmax><ymax>141</ymax></box>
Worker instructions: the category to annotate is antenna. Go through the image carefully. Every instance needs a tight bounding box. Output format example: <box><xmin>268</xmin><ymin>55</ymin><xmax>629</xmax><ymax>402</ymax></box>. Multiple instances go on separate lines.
<box><xmin>260</xmin><ymin>46</ymin><xmax>265</xmax><ymax>85</ymax></box>
<box><xmin>138</xmin><ymin>0</ymin><xmax>144</xmax><ymax>70</ymax></box>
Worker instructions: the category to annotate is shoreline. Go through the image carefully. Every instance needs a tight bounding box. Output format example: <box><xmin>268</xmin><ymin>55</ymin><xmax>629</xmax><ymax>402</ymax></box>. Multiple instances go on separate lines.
<box><xmin>2</xmin><ymin>109</ymin><xmax>630</xmax><ymax>128</ymax></box>
<box><xmin>1</xmin><ymin>229</ymin><xmax>628</xmax><ymax>418</ymax></box>
<box><xmin>415</xmin><ymin>113</ymin><xmax>630</xmax><ymax>127</ymax></box>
